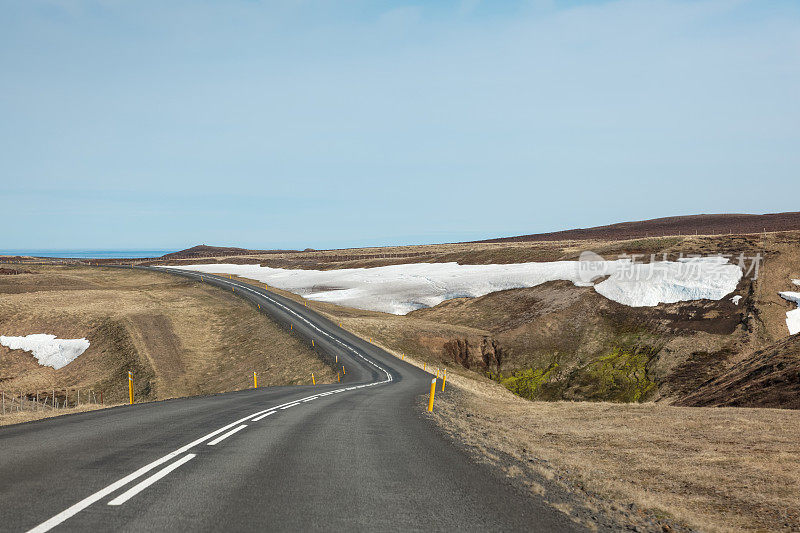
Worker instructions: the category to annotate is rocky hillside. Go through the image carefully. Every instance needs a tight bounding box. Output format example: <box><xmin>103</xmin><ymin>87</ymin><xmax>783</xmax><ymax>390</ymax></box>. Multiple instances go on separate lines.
<box><xmin>295</xmin><ymin>230</ymin><xmax>800</xmax><ymax>407</ymax></box>
<box><xmin>677</xmin><ymin>334</ymin><xmax>800</xmax><ymax>409</ymax></box>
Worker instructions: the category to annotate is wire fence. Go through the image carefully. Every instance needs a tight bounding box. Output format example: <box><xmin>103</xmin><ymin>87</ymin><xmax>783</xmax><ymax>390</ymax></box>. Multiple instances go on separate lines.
<box><xmin>1</xmin><ymin>389</ymin><xmax>103</xmax><ymax>415</ymax></box>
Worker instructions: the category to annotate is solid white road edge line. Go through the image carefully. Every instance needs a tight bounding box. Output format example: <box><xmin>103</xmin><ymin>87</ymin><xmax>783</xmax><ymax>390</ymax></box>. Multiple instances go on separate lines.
<box><xmin>162</xmin><ymin>268</ymin><xmax>393</xmax><ymax>382</ymax></box>
<box><xmin>107</xmin><ymin>454</ymin><xmax>197</xmax><ymax>506</ymax></box>
<box><xmin>207</xmin><ymin>425</ymin><xmax>248</xmax><ymax>446</ymax></box>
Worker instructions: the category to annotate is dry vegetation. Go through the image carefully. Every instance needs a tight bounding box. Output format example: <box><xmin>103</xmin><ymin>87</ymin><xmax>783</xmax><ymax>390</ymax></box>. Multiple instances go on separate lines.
<box><xmin>0</xmin><ymin>403</ymin><xmax>112</xmax><ymax>426</ymax></box>
<box><xmin>0</xmin><ymin>265</ymin><xmax>335</xmax><ymax>425</ymax></box>
<box><xmin>15</xmin><ymin>228</ymin><xmax>793</xmax><ymax>529</ymax></box>
<box><xmin>430</xmin><ymin>372</ymin><xmax>800</xmax><ymax>532</ymax></box>
<box><xmin>207</xmin><ymin>228</ymin><xmax>800</xmax><ymax>408</ymax></box>
<box><xmin>212</xmin><ymin>248</ymin><xmax>800</xmax><ymax>531</ymax></box>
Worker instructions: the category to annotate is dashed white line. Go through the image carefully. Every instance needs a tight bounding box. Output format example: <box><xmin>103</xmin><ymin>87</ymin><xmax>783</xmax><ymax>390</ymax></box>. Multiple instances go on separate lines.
<box><xmin>107</xmin><ymin>454</ymin><xmax>196</xmax><ymax>506</ymax></box>
<box><xmin>207</xmin><ymin>425</ymin><xmax>248</xmax><ymax>446</ymax></box>
<box><xmin>26</xmin><ymin>410</ymin><xmax>265</xmax><ymax>533</ymax></box>
<box><xmin>280</xmin><ymin>403</ymin><xmax>300</xmax><ymax>410</ymax></box>
<box><xmin>251</xmin><ymin>411</ymin><xmax>276</xmax><ymax>422</ymax></box>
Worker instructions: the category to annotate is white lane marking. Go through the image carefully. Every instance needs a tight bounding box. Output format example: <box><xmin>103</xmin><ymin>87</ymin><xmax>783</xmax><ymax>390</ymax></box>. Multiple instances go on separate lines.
<box><xmin>280</xmin><ymin>403</ymin><xmax>300</xmax><ymax>410</ymax></box>
<box><xmin>207</xmin><ymin>425</ymin><xmax>248</xmax><ymax>446</ymax></box>
<box><xmin>30</xmin><ymin>384</ymin><xmax>348</xmax><ymax>531</ymax></box>
<box><xmin>251</xmin><ymin>411</ymin><xmax>276</xmax><ymax>422</ymax></box>
<box><xmin>107</xmin><ymin>454</ymin><xmax>196</xmax><ymax>506</ymax></box>
<box><xmin>301</xmin><ymin>397</ymin><xmax>317</xmax><ymax>402</ymax></box>
<box><xmin>26</xmin><ymin>408</ymin><xmax>269</xmax><ymax>533</ymax></box>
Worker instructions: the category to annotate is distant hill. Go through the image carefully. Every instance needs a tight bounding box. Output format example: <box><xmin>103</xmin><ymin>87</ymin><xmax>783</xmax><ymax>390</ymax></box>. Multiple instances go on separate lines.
<box><xmin>476</xmin><ymin>212</ymin><xmax>800</xmax><ymax>243</ymax></box>
<box><xmin>160</xmin><ymin>245</ymin><xmax>290</xmax><ymax>259</ymax></box>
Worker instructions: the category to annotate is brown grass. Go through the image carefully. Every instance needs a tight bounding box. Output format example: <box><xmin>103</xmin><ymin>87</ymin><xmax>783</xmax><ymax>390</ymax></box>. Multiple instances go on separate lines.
<box><xmin>0</xmin><ymin>265</ymin><xmax>335</xmax><ymax>419</ymax></box>
<box><xmin>126</xmin><ymin>266</ymin><xmax>800</xmax><ymax>531</ymax></box>
<box><xmin>432</xmin><ymin>372</ymin><xmax>800</xmax><ymax>532</ymax></box>
<box><xmin>0</xmin><ymin>403</ymin><xmax>116</xmax><ymax>427</ymax></box>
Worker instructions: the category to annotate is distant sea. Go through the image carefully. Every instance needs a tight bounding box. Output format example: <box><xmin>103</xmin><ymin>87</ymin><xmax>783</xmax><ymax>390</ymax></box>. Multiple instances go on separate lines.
<box><xmin>0</xmin><ymin>250</ymin><xmax>173</xmax><ymax>259</ymax></box>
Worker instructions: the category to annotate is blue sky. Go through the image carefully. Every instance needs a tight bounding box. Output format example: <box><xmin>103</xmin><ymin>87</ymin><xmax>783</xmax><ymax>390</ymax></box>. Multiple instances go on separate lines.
<box><xmin>2</xmin><ymin>0</ymin><xmax>798</xmax><ymax>251</ymax></box>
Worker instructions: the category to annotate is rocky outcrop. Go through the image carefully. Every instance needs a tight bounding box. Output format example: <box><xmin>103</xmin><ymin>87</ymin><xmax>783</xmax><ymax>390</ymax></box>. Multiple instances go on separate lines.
<box><xmin>444</xmin><ymin>337</ymin><xmax>506</xmax><ymax>372</ymax></box>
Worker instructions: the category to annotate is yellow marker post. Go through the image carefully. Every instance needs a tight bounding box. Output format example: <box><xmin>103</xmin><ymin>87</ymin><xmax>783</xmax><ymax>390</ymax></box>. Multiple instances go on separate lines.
<box><xmin>343</xmin><ymin>366</ymin><xmax>346</xmax><ymax>375</ymax></box>
<box><xmin>423</xmin><ymin>362</ymin><xmax>426</xmax><ymax>372</ymax></box>
<box><xmin>128</xmin><ymin>371</ymin><xmax>134</xmax><ymax>405</ymax></box>
<box><xmin>312</xmin><ymin>373</ymin><xmax>316</xmax><ymax>385</ymax></box>
<box><xmin>427</xmin><ymin>378</ymin><xmax>436</xmax><ymax>412</ymax></box>
<box><xmin>312</xmin><ymin>339</ymin><xmax>315</xmax><ymax>347</ymax></box>
<box><xmin>290</xmin><ymin>324</ymin><xmax>292</xmax><ymax>331</ymax></box>
<box><xmin>253</xmin><ymin>372</ymin><xmax>258</xmax><ymax>388</ymax></box>
<box><xmin>338</xmin><ymin>372</ymin><xmax>340</xmax><ymax>382</ymax></box>
<box><xmin>258</xmin><ymin>304</ymin><xmax>260</xmax><ymax>309</ymax></box>
<box><xmin>335</xmin><ymin>355</ymin><xmax>338</xmax><ymax>363</ymax></box>
<box><xmin>442</xmin><ymin>369</ymin><xmax>447</xmax><ymax>391</ymax></box>
<box><xmin>436</xmin><ymin>367</ymin><xmax>440</xmax><ymax>378</ymax></box>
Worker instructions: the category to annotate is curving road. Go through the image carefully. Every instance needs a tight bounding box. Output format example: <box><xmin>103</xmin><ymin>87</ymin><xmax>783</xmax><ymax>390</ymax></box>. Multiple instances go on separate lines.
<box><xmin>0</xmin><ymin>267</ymin><xmax>580</xmax><ymax>532</ymax></box>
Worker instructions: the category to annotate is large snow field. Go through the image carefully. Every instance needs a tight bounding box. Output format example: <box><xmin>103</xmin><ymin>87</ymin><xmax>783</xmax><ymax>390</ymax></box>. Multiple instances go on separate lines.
<box><xmin>168</xmin><ymin>257</ymin><xmax>742</xmax><ymax>315</ymax></box>
<box><xmin>0</xmin><ymin>334</ymin><xmax>90</xmax><ymax>369</ymax></box>
<box><xmin>779</xmin><ymin>291</ymin><xmax>800</xmax><ymax>335</ymax></box>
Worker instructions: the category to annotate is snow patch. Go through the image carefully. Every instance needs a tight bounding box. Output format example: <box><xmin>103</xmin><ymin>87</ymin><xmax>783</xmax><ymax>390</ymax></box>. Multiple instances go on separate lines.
<box><xmin>166</xmin><ymin>257</ymin><xmax>742</xmax><ymax>315</ymax></box>
<box><xmin>793</xmin><ymin>279</ymin><xmax>800</xmax><ymax>287</ymax></box>
<box><xmin>779</xmin><ymin>292</ymin><xmax>800</xmax><ymax>335</ymax></box>
<box><xmin>730</xmin><ymin>295</ymin><xmax>742</xmax><ymax>305</ymax></box>
<box><xmin>0</xmin><ymin>334</ymin><xmax>90</xmax><ymax>369</ymax></box>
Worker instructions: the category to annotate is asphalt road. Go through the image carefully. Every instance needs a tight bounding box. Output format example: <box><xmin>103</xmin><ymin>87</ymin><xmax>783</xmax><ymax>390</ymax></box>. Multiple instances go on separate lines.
<box><xmin>0</xmin><ymin>267</ymin><xmax>580</xmax><ymax>532</ymax></box>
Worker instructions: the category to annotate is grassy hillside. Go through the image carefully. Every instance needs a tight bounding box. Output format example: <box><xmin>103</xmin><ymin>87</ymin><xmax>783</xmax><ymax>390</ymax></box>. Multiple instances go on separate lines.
<box><xmin>0</xmin><ymin>265</ymin><xmax>334</xmax><ymax>409</ymax></box>
<box><xmin>212</xmin><ymin>230</ymin><xmax>800</xmax><ymax>407</ymax></box>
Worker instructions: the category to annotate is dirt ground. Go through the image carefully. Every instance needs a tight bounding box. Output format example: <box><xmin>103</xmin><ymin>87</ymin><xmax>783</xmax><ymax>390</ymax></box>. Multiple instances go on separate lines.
<box><xmin>205</xmin><ymin>273</ymin><xmax>800</xmax><ymax>531</ymax></box>
<box><xmin>400</xmin><ymin>355</ymin><xmax>799</xmax><ymax>533</ymax></box>
<box><xmin>19</xmin><ymin>259</ymin><xmax>791</xmax><ymax>531</ymax></box>
<box><xmin>0</xmin><ymin>403</ymin><xmax>113</xmax><ymax>427</ymax></box>
<box><xmin>0</xmin><ymin>265</ymin><xmax>335</xmax><ymax>422</ymax></box>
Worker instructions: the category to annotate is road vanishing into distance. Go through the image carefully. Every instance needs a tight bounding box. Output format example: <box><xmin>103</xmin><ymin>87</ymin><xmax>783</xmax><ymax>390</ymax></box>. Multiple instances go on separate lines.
<box><xmin>1</xmin><ymin>267</ymin><xmax>580</xmax><ymax>532</ymax></box>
